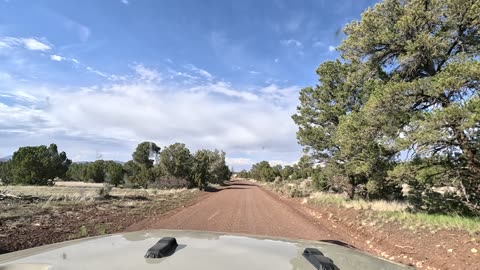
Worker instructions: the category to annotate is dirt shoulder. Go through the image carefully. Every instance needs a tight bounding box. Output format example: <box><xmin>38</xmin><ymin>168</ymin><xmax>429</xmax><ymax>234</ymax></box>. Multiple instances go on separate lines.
<box><xmin>260</xmin><ymin>183</ymin><xmax>480</xmax><ymax>270</ymax></box>
<box><xmin>0</xmin><ymin>187</ymin><xmax>200</xmax><ymax>254</ymax></box>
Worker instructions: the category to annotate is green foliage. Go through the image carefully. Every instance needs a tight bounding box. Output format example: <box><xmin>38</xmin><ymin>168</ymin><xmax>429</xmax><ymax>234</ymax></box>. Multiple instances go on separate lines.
<box><xmin>4</xmin><ymin>141</ymin><xmax>230</xmax><ymax>190</ymax></box>
<box><xmin>159</xmin><ymin>143</ymin><xmax>193</xmax><ymax>180</ymax></box>
<box><xmin>280</xmin><ymin>165</ymin><xmax>294</xmax><ymax>180</ymax></box>
<box><xmin>296</xmin><ymin>155</ymin><xmax>314</xmax><ymax>179</ymax></box>
<box><xmin>121</xmin><ymin>142</ymin><xmax>161</xmax><ymax>188</ymax></box>
<box><xmin>192</xmin><ymin>150</ymin><xmax>210</xmax><ymax>190</ymax></box>
<box><xmin>250</xmin><ymin>161</ymin><xmax>276</xmax><ymax>182</ymax></box>
<box><xmin>132</xmin><ymin>141</ymin><xmax>160</xmax><ymax>169</ymax></box>
<box><xmin>389</xmin><ymin>157</ymin><xmax>479</xmax><ymax>215</ymax></box>
<box><xmin>66</xmin><ymin>163</ymin><xmax>89</xmax><ymax>182</ymax></box>
<box><xmin>271</xmin><ymin>164</ymin><xmax>282</xmax><ymax>177</ymax></box>
<box><xmin>236</xmin><ymin>170</ymin><xmax>250</xmax><ymax>179</ymax></box>
<box><xmin>122</xmin><ymin>160</ymin><xmax>143</xmax><ymax>188</ymax></box>
<box><xmin>205</xmin><ymin>149</ymin><xmax>231</xmax><ymax>184</ymax></box>
<box><xmin>0</xmin><ymin>161</ymin><xmax>13</xmax><ymax>185</ymax></box>
<box><xmin>85</xmin><ymin>160</ymin><xmax>104</xmax><ymax>183</ymax></box>
<box><xmin>128</xmin><ymin>143</ymin><xmax>231</xmax><ymax>189</ymax></box>
<box><xmin>311</xmin><ymin>169</ymin><xmax>329</xmax><ymax>191</ymax></box>
<box><xmin>66</xmin><ymin>160</ymin><xmax>124</xmax><ymax>186</ymax></box>
<box><xmin>292</xmin><ymin>0</ymin><xmax>480</xmax><ymax>215</ymax></box>
<box><xmin>11</xmin><ymin>144</ymin><xmax>71</xmax><ymax>185</ymax></box>
<box><xmin>136</xmin><ymin>166</ymin><xmax>153</xmax><ymax>188</ymax></box>
<box><xmin>104</xmin><ymin>161</ymin><xmax>124</xmax><ymax>187</ymax></box>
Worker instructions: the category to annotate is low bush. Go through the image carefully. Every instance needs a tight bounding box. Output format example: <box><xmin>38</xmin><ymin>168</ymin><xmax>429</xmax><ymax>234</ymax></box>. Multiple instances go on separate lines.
<box><xmin>98</xmin><ymin>183</ymin><xmax>113</xmax><ymax>198</ymax></box>
<box><xmin>149</xmin><ymin>176</ymin><xmax>190</xmax><ymax>189</ymax></box>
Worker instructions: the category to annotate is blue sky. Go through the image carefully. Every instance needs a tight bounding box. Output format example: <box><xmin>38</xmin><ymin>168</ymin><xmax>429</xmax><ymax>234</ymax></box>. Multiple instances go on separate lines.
<box><xmin>0</xmin><ymin>0</ymin><xmax>378</xmax><ymax>169</ymax></box>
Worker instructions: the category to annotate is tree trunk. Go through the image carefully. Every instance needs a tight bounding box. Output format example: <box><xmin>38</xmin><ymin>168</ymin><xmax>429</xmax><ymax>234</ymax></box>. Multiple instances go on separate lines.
<box><xmin>348</xmin><ymin>176</ymin><xmax>356</xmax><ymax>199</ymax></box>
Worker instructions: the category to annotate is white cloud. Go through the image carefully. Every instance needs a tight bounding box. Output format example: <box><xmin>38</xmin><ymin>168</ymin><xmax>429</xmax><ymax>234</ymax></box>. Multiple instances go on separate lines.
<box><xmin>226</xmin><ymin>157</ymin><xmax>254</xmax><ymax>167</ymax></box>
<box><xmin>0</xmin><ymin>59</ymin><xmax>302</xmax><ymax>167</ymax></box>
<box><xmin>259</xmin><ymin>84</ymin><xmax>299</xmax><ymax>104</ymax></box>
<box><xmin>0</xmin><ymin>37</ymin><xmax>51</xmax><ymax>51</ymax></box>
<box><xmin>269</xmin><ymin>160</ymin><xmax>297</xmax><ymax>167</ymax></box>
<box><xmin>22</xmin><ymin>38</ymin><xmax>51</xmax><ymax>51</ymax></box>
<box><xmin>50</xmin><ymin>55</ymin><xmax>65</xmax><ymax>62</ymax></box>
<box><xmin>134</xmin><ymin>64</ymin><xmax>161</xmax><ymax>81</ymax></box>
<box><xmin>280</xmin><ymin>39</ymin><xmax>303</xmax><ymax>48</ymax></box>
<box><xmin>191</xmin><ymin>81</ymin><xmax>258</xmax><ymax>101</ymax></box>
<box><xmin>167</xmin><ymin>68</ymin><xmax>198</xmax><ymax>80</ymax></box>
<box><xmin>328</xmin><ymin>45</ymin><xmax>336</xmax><ymax>52</ymax></box>
<box><xmin>86</xmin><ymin>66</ymin><xmax>110</xmax><ymax>78</ymax></box>
<box><xmin>0</xmin><ymin>68</ymin><xmax>301</xmax><ymax>164</ymax></box>
<box><xmin>249</xmin><ymin>70</ymin><xmax>260</xmax><ymax>75</ymax></box>
<box><xmin>0</xmin><ymin>41</ymin><xmax>9</xmax><ymax>49</ymax></box>
<box><xmin>185</xmin><ymin>64</ymin><xmax>213</xmax><ymax>80</ymax></box>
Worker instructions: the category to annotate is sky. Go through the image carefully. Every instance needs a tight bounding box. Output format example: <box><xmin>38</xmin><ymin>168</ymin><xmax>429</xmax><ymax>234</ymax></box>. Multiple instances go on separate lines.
<box><xmin>0</xmin><ymin>0</ymin><xmax>378</xmax><ymax>170</ymax></box>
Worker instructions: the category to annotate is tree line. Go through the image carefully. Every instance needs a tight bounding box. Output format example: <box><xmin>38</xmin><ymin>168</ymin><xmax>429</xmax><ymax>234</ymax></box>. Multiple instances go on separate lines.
<box><xmin>237</xmin><ymin>156</ymin><xmax>315</xmax><ymax>182</ymax></box>
<box><xmin>0</xmin><ymin>142</ymin><xmax>231</xmax><ymax>190</ymax></box>
<box><xmin>243</xmin><ymin>0</ymin><xmax>479</xmax><ymax>216</ymax></box>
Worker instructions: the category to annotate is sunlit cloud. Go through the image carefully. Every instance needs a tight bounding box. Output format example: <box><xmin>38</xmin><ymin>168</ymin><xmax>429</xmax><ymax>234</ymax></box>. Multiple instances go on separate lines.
<box><xmin>0</xmin><ymin>37</ymin><xmax>51</xmax><ymax>51</ymax></box>
<box><xmin>184</xmin><ymin>64</ymin><xmax>213</xmax><ymax>80</ymax></box>
<box><xmin>0</xmin><ymin>64</ymin><xmax>301</xmax><ymax>165</ymax></box>
<box><xmin>50</xmin><ymin>55</ymin><xmax>65</xmax><ymax>61</ymax></box>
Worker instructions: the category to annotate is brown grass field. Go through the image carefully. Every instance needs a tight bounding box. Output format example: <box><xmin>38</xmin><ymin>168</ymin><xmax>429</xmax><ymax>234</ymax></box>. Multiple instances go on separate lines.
<box><xmin>0</xmin><ymin>184</ymin><xmax>199</xmax><ymax>253</ymax></box>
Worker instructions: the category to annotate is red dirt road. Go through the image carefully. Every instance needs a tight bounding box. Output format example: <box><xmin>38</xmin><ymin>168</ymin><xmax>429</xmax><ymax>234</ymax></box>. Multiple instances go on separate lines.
<box><xmin>127</xmin><ymin>180</ymin><xmax>341</xmax><ymax>241</ymax></box>
<box><xmin>127</xmin><ymin>180</ymin><xmax>480</xmax><ymax>269</ymax></box>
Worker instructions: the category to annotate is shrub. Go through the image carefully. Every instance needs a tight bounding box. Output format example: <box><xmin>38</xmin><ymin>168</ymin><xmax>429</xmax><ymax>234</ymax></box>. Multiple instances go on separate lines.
<box><xmin>149</xmin><ymin>176</ymin><xmax>190</xmax><ymax>189</ymax></box>
<box><xmin>98</xmin><ymin>183</ymin><xmax>113</xmax><ymax>198</ymax></box>
<box><xmin>407</xmin><ymin>187</ymin><xmax>477</xmax><ymax>216</ymax></box>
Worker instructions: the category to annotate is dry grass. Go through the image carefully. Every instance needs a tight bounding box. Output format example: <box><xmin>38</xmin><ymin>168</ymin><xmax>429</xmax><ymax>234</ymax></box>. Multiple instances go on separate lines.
<box><xmin>307</xmin><ymin>191</ymin><xmax>480</xmax><ymax>233</ymax></box>
<box><xmin>2</xmin><ymin>185</ymin><xmax>190</xmax><ymax>202</ymax></box>
<box><xmin>54</xmin><ymin>181</ymin><xmax>104</xmax><ymax>188</ymax></box>
<box><xmin>0</xmin><ymin>185</ymin><xmax>200</xmax><ymax>252</ymax></box>
<box><xmin>0</xmin><ymin>184</ymin><xmax>198</xmax><ymax>222</ymax></box>
<box><xmin>308</xmin><ymin>192</ymin><xmax>408</xmax><ymax>212</ymax></box>
<box><xmin>260</xmin><ymin>179</ymin><xmax>313</xmax><ymax>198</ymax></box>
<box><xmin>257</xmin><ymin>179</ymin><xmax>479</xmax><ymax>233</ymax></box>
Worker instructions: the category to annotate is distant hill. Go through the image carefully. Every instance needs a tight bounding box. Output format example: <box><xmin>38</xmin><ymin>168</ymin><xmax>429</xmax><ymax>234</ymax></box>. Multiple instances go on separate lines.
<box><xmin>0</xmin><ymin>155</ymin><xmax>12</xmax><ymax>162</ymax></box>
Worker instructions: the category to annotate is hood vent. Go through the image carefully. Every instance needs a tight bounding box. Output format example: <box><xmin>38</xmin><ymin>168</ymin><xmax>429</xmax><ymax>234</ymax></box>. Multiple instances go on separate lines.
<box><xmin>144</xmin><ymin>237</ymin><xmax>178</xmax><ymax>259</ymax></box>
<box><xmin>302</xmin><ymin>248</ymin><xmax>339</xmax><ymax>270</ymax></box>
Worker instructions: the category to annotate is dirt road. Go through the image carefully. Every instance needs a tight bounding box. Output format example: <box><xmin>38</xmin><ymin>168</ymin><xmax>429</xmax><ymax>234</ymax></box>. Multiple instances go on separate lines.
<box><xmin>127</xmin><ymin>180</ymin><xmax>341</xmax><ymax>241</ymax></box>
<box><xmin>126</xmin><ymin>180</ymin><xmax>480</xmax><ymax>269</ymax></box>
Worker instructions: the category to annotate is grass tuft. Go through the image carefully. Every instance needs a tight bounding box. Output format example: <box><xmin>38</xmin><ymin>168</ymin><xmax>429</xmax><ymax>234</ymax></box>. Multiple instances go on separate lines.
<box><xmin>378</xmin><ymin>212</ymin><xmax>480</xmax><ymax>233</ymax></box>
